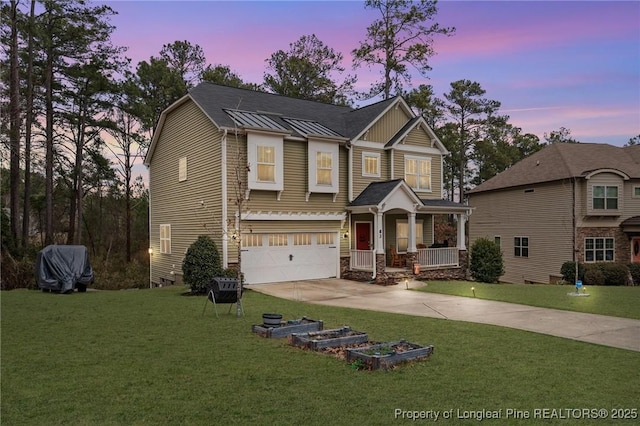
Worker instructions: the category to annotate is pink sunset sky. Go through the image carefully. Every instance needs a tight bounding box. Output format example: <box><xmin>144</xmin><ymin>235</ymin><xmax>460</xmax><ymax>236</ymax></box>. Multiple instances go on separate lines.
<box><xmin>102</xmin><ymin>0</ymin><xmax>639</xmax><ymax>147</ymax></box>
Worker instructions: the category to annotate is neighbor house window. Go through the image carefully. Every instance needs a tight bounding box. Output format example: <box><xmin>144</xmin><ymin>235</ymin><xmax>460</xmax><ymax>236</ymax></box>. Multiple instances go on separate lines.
<box><xmin>160</xmin><ymin>224</ymin><xmax>171</xmax><ymax>254</ymax></box>
<box><xmin>405</xmin><ymin>156</ymin><xmax>431</xmax><ymax>191</ymax></box>
<box><xmin>362</xmin><ymin>152</ymin><xmax>380</xmax><ymax>177</ymax></box>
<box><xmin>633</xmin><ymin>186</ymin><xmax>640</xmax><ymax>198</ymax></box>
<box><xmin>585</xmin><ymin>237</ymin><xmax>614</xmax><ymax>262</ymax></box>
<box><xmin>178</xmin><ymin>157</ymin><xmax>187</xmax><ymax>182</ymax></box>
<box><xmin>593</xmin><ymin>185</ymin><xmax>618</xmax><ymax>210</ymax></box>
<box><xmin>396</xmin><ymin>220</ymin><xmax>424</xmax><ymax>253</ymax></box>
<box><xmin>494</xmin><ymin>236</ymin><xmax>501</xmax><ymax>248</ymax></box>
<box><xmin>514</xmin><ymin>236</ymin><xmax>528</xmax><ymax>257</ymax></box>
<box><xmin>257</xmin><ymin>145</ymin><xmax>276</xmax><ymax>182</ymax></box>
<box><xmin>316</xmin><ymin>152</ymin><xmax>333</xmax><ymax>185</ymax></box>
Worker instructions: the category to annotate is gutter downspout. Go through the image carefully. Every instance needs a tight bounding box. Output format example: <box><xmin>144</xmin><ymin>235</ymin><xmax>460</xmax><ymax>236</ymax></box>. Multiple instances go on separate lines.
<box><xmin>573</xmin><ymin>177</ymin><xmax>577</xmax><ymax>283</ymax></box>
<box><xmin>347</xmin><ymin>142</ymin><xmax>353</xmax><ymax>202</ymax></box>
<box><xmin>148</xmin><ymin>164</ymin><xmax>152</xmax><ymax>288</ymax></box>
<box><xmin>222</xmin><ymin>129</ymin><xmax>228</xmax><ymax>268</ymax></box>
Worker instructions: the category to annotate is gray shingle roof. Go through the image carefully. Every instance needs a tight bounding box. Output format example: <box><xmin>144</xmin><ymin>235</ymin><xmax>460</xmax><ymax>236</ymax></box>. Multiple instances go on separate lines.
<box><xmin>349</xmin><ymin>179</ymin><xmax>405</xmax><ymax>206</ymax></box>
<box><xmin>189</xmin><ymin>83</ymin><xmax>355</xmax><ymax>138</ymax></box>
<box><xmin>469</xmin><ymin>143</ymin><xmax>640</xmax><ymax>194</ymax></box>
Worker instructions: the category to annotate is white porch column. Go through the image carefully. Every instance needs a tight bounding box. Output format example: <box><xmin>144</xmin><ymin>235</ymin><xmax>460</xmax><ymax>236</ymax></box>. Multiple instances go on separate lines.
<box><xmin>408</xmin><ymin>212</ymin><xmax>417</xmax><ymax>252</ymax></box>
<box><xmin>375</xmin><ymin>211</ymin><xmax>384</xmax><ymax>254</ymax></box>
<box><xmin>457</xmin><ymin>213</ymin><xmax>467</xmax><ymax>250</ymax></box>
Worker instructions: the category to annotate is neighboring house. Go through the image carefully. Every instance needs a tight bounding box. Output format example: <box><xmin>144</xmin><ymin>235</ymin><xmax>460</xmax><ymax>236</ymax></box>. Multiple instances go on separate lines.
<box><xmin>144</xmin><ymin>82</ymin><xmax>472</xmax><ymax>286</ymax></box>
<box><xmin>468</xmin><ymin>143</ymin><xmax>640</xmax><ymax>284</ymax></box>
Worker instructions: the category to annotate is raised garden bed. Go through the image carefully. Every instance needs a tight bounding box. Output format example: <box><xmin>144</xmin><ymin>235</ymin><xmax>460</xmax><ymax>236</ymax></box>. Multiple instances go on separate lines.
<box><xmin>346</xmin><ymin>340</ymin><xmax>434</xmax><ymax>370</ymax></box>
<box><xmin>252</xmin><ymin>317</ymin><xmax>323</xmax><ymax>338</ymax></box>
<box><xmin>289</xmin><ymin>326</ymin><xmax>368</xmax><ymax>350</ymax></box>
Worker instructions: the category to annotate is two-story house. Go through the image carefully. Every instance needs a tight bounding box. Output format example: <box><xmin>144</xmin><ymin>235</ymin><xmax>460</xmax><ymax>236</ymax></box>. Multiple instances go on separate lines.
<box><xmin>468</xmin><ymin>143</ymin><xmax>640</xmax><ymax>284</ymax></box>
<box><xmin>144</xmin><ymin>83</ymin><xmax>472</xmax><ymax>286</ymax></box>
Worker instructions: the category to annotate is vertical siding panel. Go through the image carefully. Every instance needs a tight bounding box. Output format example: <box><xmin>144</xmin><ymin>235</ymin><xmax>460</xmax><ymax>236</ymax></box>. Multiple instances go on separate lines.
<box><xmin>367</xmin><ymin>107</ymin><xmax>410</xmax><ymax>142</ymax></box>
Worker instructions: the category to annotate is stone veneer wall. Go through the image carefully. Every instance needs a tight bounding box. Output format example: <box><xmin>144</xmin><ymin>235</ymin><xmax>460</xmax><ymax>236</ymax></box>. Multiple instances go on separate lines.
<box><xmin>340</xmin><ymin>250</ymin><xmax>469</xmax><ymax>285</ymax></box>
<box><xmin>576</xmin><ymin>227</ymin><xmax>630</xmax><ymax>265</ymax></box>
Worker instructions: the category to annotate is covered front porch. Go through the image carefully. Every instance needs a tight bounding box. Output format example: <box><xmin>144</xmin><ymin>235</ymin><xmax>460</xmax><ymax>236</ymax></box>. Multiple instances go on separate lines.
<box><xmin>343</xmin><ymin>180</ymin><xmax>472</xmax><ymax>284</ymax></box>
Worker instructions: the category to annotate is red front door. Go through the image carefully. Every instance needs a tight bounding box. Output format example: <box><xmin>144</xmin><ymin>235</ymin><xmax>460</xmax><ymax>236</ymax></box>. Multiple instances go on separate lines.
<box><xmin>632</xmin><ymin>237</ymin><xmax>640</xmax><ymax>263</ymax></box>
<box><xmin>355</xmin><ymin>222</ymin><xmax>371</xmax><ymax>251</ymax></box>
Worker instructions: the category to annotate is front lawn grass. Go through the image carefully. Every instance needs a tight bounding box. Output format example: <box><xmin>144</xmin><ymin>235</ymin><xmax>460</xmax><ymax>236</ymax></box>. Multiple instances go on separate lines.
<box><xmin>2</xmin><ymin>286</ymin><xmax>639</xmax><ymax>425</ymax></box>
<box><xmin>415</xmin><ymin>281</ymin><xmax>640</xmax><ymax>320</ymax></box>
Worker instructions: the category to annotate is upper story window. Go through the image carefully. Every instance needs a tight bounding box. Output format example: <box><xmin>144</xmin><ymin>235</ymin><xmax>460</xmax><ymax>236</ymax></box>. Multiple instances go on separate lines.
<box><xmin>179</xmin><ymin>157</ymin><xmax>187</xmax><ymax>182</ymax></box>
<box><xmin>362</xmin><ymin>152</ymin><xmax>380</xmax><ymax>177</ymax></box>
<box><xmin>247</xmin><ymin>132</ymin><xmax>284</xmax><ymax>192</ymax></box>
<box><xmin>404</xmin><ymin>156</ymin><xmax>431</xmax><ymax>191</ymax></box>
<box><xmin>633</xmin><ymin>186</ymin><xmax>640</xmax><ymax>198</ymax></box>
<box><xmin>257</xmin><ymin>146</ymin><xmax>275</xmax><ymax>182</ymax></box>
<box><xmin>593</xmin><ymin>185</ymin><xmax>618</xmax><ymax>210</ymax></box>
<box><xmin>316</xmin><ymin>152</ymin><xmax>333</xmax><ymax>185</ymax></box>
<box><xmin>160</xmin><ymin>224</ymin><xmax>171</xmax><ymax>254</ymax></box>
<box><xmin>308</xmin><ymin>140</ymin><xmax>339</xmax><ymax>196</ymax></box>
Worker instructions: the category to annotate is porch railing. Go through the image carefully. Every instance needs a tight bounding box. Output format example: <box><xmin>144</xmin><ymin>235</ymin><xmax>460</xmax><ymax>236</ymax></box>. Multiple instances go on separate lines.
<box><xmin>350</xmin><ymin>249</ymin><xmax>374</xmax><ymax>271</ymax></box>
<box><xmin>417</xmin><ymin>247</ymin><xmax>459</xmax><ymax>268</ymax></box>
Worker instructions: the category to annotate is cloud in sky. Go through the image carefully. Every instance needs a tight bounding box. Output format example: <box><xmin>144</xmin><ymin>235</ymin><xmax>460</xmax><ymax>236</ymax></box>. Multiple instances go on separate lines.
<box><xmin>104</xmin><ymin>0</ymin><xmax>639</xmax><ymax>147</ymax></box>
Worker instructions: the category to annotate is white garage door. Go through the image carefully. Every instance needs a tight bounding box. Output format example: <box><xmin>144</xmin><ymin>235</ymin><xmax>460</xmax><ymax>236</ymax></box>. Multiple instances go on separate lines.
<box><xmin>241</xmin><ymin>232</ymin><xmax>338</xmax><ymax>284</ymax></box>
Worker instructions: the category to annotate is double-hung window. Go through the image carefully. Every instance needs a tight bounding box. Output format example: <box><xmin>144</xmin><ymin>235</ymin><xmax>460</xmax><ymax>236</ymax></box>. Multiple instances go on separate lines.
<box><xmin>316</xmin><ymin>152</ymin><xmax>333</xmax><ymax>185</ymax></box>
<box><xmin>405</xmin><ymin>156</ymin><xmax>431</xmax><ymax>191</ymax></box>
<box><xmin>396</xmin><ymin>220</ymin><xmax>423</xmax><ymax>253</ymax></box>
<box><xmin>593</xmin><ymin>185</ymin><xmax>618</xmax><ymax>210</ymax></box>
<box><xmin>514</xmin><ymin>236</ymin><xmax>528</xmax><ymax>257</ymax></box>
<box><xmin>247</xmin><ymin>132</ymin><xmax>283</xmax><ymax>193</ymax></box>
<box><xmin>308</xmin><ymin>140</ymin><xmax>338</xmax><ymax>195</ymax></box>
<box><xmin>585</xmin><ymin>237</ymin><xmax>614</xmax><ymax>262</ymax></box>
<box><xmin>257</xmin><ymin>146</ymin><xmax>276</xmax><ymax>182</ymax></box>
<box><xmin>362</xmin><ymin>152</ymin><xmax>380</xmax><ymax>177</ymax></box>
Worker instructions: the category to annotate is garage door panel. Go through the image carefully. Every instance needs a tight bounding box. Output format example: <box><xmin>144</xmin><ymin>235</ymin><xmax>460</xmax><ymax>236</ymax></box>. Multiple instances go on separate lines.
<box><xmin>241</xmin><ymin>233</ymin><xmax>337</xmax><ymax>284</ymax></box>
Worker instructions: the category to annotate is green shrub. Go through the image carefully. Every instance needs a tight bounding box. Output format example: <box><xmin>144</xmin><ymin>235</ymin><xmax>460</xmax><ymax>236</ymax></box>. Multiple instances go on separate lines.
<box><xmin>470</xmin><ymin>238</ymin><xmax>504</xmax><ymax>283</ymax></box>
<box><xmin>560</xmin><ymin>261</ymin><xmax>585</xmax><ymax>284</ymax></box>
<box><xmin>583</xmin><ymin>262</ymin><xmax>629</xmax><ymax>286</ymax></box>
<box><xmin>182</xmin><ymin>235</ymin><xmax>222</xmax><ymax>294</ymax></box>
<box><xmin>629</xmin><ymin>263</ymin><xmax>640</xmax><ymax>286</ymax></box>
<box><xmin>584</xmin><ymin>267</ymin><xmax>605</xmax><ymax>286</ymax></box>
<box><xmin>598</xmin><ymin>263</ymin><xmax>629</xmax><ymax>286</ymax></box>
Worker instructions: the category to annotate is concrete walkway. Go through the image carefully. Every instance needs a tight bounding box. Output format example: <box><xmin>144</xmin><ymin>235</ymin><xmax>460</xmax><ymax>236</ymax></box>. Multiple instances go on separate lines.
<box><xmin>246</xmin><ymin>278</ymin><xmax>640</xmax><ymax>352</ymax></box>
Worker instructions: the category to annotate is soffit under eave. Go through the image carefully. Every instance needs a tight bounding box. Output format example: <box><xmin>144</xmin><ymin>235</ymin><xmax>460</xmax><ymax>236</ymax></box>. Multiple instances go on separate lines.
<box><xmin>417</xmin><ymin>205</ymin><xmax>474</xmax><ymax>215</ymax></box>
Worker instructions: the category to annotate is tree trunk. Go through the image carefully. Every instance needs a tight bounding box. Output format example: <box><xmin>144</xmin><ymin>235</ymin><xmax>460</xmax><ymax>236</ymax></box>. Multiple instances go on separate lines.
<box><xmin>9</xmin><ymin>0</ymin><xmax>21</xmax><ymax>249</ymax></box>
<box><xmin>458</xmin><ymin>117</ymin><xmax>466</xmax><ymax>204</ymax></box>
<box><xmin>45</xmin><ymin>42</ymin><xmax>54</xmax><ymax>246</ymax></box>
<box><xmin>22</xmin><ymin>0</ymin><xmax>36</xmax><ymax>248</ymax></box>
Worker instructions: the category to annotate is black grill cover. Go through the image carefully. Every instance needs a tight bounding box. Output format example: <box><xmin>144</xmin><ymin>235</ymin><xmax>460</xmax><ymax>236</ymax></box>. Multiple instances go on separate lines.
<box><xmin>35</xmin><ymin>245</ymin><xmax>94</xmax><ymax>293</ymax></box>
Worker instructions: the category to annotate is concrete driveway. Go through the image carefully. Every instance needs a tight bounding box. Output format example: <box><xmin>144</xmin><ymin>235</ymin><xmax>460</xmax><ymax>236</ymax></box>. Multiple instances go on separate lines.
<box><xmin>246</xmin><ymin>278</ymin><xmax>640</xmax><ymax>352</ymax></box>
